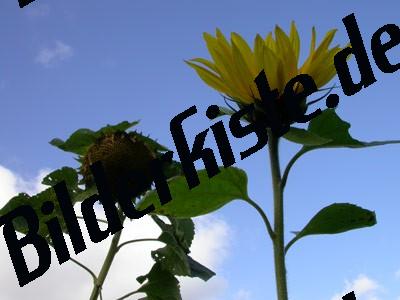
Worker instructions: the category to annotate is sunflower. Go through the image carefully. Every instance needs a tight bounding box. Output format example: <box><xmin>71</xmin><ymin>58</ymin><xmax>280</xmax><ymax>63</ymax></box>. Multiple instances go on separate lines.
<box><xmin>185</xmin><ymin>22</ymin><xmax>346</xmax><ymax>106</ymax></box>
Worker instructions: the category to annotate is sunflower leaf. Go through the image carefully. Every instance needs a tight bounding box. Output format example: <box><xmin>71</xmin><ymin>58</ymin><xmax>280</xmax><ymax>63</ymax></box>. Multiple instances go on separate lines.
<box><xmin>302</xmin><ymin>109</ymin><xmax>400</xmax><ymax>150</ymax></box>
<box><xmin>283</xmin><ymin>109</ymin><xmax>400</xmax><ymax>183</ymax></box>
<box><xmin>285</xmin><ymin>203</ymin><xmax>376</xmax><ymax>253</ymax></box>
<box><xmin>136</xmin><ymin>167</ymin><xmax>250</xmax><ymax>218</ymax></box>
<box><xmin>49</xmin><ymin>120</ymin><xmax>139</xmax><ymax>156</ymax></box>
<box><xmin>150</xmin><ymin>215</ymin><xmax>215</xmax><ymax>281</ymax></box>
<box><xmin>0</xmin><ymin>167</ymin><xmax>83</xmax><ymax>239</ymax></box>
<box><xmin>135</xmin><ymin>263</ymin><xmax>182</xmax><ymax>300</ymax></box>
<box><xmin>283</xmin><ymin>127</ymin><xmax>332</xmax><ymax>146</ymax></box>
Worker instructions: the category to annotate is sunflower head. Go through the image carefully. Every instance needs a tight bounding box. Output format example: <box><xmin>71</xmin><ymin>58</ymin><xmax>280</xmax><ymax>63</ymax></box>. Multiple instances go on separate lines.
<box><xmin>81</xmin><ymin>131</ymin><xmax>156</xmax><ymax>199</ymax></box>
<box><xmin>186</xmin><ymin>22</ymin><xmax>346</xmax><ymax>110</ymax></box>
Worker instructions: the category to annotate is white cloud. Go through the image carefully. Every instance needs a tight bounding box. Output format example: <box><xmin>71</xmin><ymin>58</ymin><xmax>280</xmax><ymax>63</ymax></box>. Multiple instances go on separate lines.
<box><xmin>234</xmin><ymin>289</ymin><xmax>252</xmax><ymax>300</ymax></box>
<box><xmin>0</xmin><ymin>165</ymin><xmax>232</xmax><ymax>300</ymax></box>
<box><xmin>331</xmin><ymin>274</ymin><xmax>383</xmax><ymax>300</ymax></box>
<box><xmin>35</xmin><ymin>41</ymin><xmax>73</xmax><ymax>67</ymax></box>
<box><xmin>25</xmin><ymin>4</ymin><xmax>50</xmax><ymax>17</ymax></box>
<box><xmin>395</xmin><ymin>269</ymin><xmax>400</xmax><ymax>279</ymax></box>
<box><xmin>179</xmin><ymin>215</ymin><xmax>232</xmax><ymax>300</ymax></box>
<box><xmin>0</xmin><ymin>165</ymin><xmax>50</xmax><ymax>205</ymax></box>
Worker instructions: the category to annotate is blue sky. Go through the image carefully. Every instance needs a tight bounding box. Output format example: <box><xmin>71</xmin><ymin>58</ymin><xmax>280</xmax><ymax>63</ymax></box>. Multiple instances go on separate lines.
<box><xmin>1</xmin><ymin>0</ymin><xmax>400</xmax><ymax>299</ymax></box>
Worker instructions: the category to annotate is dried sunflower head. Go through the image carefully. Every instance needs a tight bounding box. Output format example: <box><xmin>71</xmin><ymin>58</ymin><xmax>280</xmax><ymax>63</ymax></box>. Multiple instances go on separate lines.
<box><xmin>80</xmin><ymin>131</ymin><xmax>156</xmax><ymax>199</ymax></box>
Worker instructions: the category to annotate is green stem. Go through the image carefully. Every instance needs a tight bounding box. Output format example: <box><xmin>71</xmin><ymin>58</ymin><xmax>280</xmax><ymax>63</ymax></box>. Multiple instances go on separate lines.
<box><xmin>281</xmin><ymin>148</ymin><xmax>308</xmax><ymax>191</ymax></box>
<box><xmin>48</xmin><ymin>242</ymin><xmax>98</xmax><ymax>283</ymax></box>
<box><xmin>115</xmin><ymin>290</ymin><xmax>139</xmax><ymax>300</ymax></box>
<box><xmin>77</xmin><ymin>215</ymin><xmax>108</xmax><ymax>225</ymax></box>
<box><xmin>89</xmin><ymin>215</ymin><xmax>126</xmax><ymax>300</ymax></box>
<box><xmin>268</xmin><ymin>130</ymin><xmax>289</xmax><ymax>300</ymax></box>
<box><xmin>69</xmin><ymin>257</ymin><xmax>98</xmax><ymax>282</ymax></box>
<box><xmin>116</xmin><ymin>238</ymin><xmax>161</xmax><ymax>252</ymax></box>
<box><xmin>243</xmin><ymin>198</ymin><xmax>275</xmax><ymax>240</ymax></box>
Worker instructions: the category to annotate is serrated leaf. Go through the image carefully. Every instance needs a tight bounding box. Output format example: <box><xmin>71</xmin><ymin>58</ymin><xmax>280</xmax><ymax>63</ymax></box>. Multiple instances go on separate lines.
<box><xmin>150</xmin><ymin>215</ymin><xmax>214</xmax><ymax>281</ymax></box>
<box><xmin>49</xmin><ymin>121</ymin><xmax>139</xmax><ymax>156</ymax></box>
<box><xmin>135</xmin><ymin>263</ymin><xmax>182</xmax><ymax>300</ymax></box>
<box><xmin>152</xmin><ymin>216</ymin><xmax>194</xmax><ymax>252</ymax></box>
<box><xmin>98</xmin><ymin>121</ymin><xmax>139</xmax><ymax>135</ymax></box>
<box><xmin>284</xmin><ymin>109</ymin><xmax>400</xmax><ymax>186</ymax></box>
<box><xmin>283</xmin><ymin>127</ymin><xmax>332</xmax><ymax>146</ymax></box>
<box><xmin>73</xmin><ymin>185</ymin><xmax>98</xmax><ymax>203</ymax></box>
<box><xmin>0</xmin><ymin>167</ymin><xmax>83</xmax><ymax>239</ymax></box>
<box><xmin>303</xmin><ymin>109</ymin><xmax>400</xmax><ymax>150</ymax></box>
<box><xmin>151</xmin><ymin>242</ymin><xmax>190</xmax><ymax>276</ymax></box>
<box><xmin>137</xmin><ymin>167</ymin><xmax>250</xmax><ymax>218</ymax></box>
<box><xmin>170</xmin><ymin>218</ymin><xmax>195</xmax><ymax>251</ymax></box>
<box><xmin>286</xmin><ymin>203</ymin><xmax>376</xmax><ymax>253</ymax></box>
<box><xmin>162</xmin><ymin>160</ymin><xmax>184</xmax><ymax>180</ymax></box>
<box><xmin>131</xmin><ymin>132</ymin><xmax>170</xmax><ymax>152</ymax></box>
<box><xmin>0</xmin><ymin>193</ymin><xmax>31</xmax><ymax>234</ymax></box>
<box><xmin>42</xmin><ymin>167</ymin><xmax>94</xmax><ymax>203</ymax></box>
<box><xmin>49</xmin><ymin>129</ymin><xmax>98</xmax><ymax>156</ymax></box>
<box><xmin>0</xmin><ymin>187</ymin><xmax>75</xmax><ymax>239</ymax></box>
<box><xmin>186</xmin><ymin>255</ymin><xmax>216</xmax><ymax>281</ymax></box>
<box><xmin>42</xmin><ymin>167</ymin><xmax>79</xmax><ymax>190</ymax></box>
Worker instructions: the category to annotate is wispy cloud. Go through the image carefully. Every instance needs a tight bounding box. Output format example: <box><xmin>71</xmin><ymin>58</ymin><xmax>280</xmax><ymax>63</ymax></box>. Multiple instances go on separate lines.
<box><xmin>0</xmin><ymin>165</ymin><xmax>50</xmax><ymax>205</ymax></box>
<box><xmin>35</xmin><ymin>41</ymin><xmax>73</xmax><ymax>67</ymax></box>
<box><xmin>25</xmin><ymin>3</ymin><xmax>50</xmax><ymax>18</ymax></box>
<box><xmin>234</xmin><ymin>289</ymin><xmax>252</xmax><ymax>300</ymax></box>
<box><xmin>331</xmin><ymin>274</ymin><xmax>383</xmax><ymax>300</ymax></box>
<box><xmin>0</xmin><ymin>165</ymin><xmax>233</xmax><ymax>300</ymax></box>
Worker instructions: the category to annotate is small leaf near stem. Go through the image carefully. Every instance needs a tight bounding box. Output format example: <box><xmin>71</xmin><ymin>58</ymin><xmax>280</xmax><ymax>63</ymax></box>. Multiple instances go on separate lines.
<box><xmin>285</xmin><ymin>203</ymin><xmax>376</xmax><ymax>254</ymax></box>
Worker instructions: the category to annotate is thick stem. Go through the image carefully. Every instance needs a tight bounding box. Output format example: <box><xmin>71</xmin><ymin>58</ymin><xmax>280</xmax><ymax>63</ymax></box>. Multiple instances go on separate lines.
<box><xmin>268</xmin><ymin>130</ymin><xmax>289</xmax><ymax>300</ymax></box>
<box><xmin>89</xmin><ymin>216</ymin><xmax>125</xmax><ymax>300</ymax></box>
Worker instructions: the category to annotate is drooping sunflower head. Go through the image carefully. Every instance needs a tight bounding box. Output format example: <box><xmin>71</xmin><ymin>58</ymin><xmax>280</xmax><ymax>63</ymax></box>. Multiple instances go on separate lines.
<box><xmin>80</xmin><ymin>131</ymin><xmax>156</xmax><ymax>199</ymax></box>
<box><xmin>185</xmin><ymin>22</ymin><xmax>345</xmax><ymax>106</ymax></box>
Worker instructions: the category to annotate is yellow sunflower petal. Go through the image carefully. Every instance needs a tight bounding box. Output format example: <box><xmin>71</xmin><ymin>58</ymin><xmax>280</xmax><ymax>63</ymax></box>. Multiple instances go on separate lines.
<box><xmin>188</xmin><ymin>58</ymin><xmax>219</xmax><ymax>74</ymax></box>
<box><xmin>254</xmin><ymin>34</ymin><xmax>265</xmax><ymax>73</ymax></box>
<box><xmin>262</xmin><ymin>45</ymin><xmax>281</xmax><ymax>91</ymax></box>
<box><xmin>309</xmin><ymin>26</ymin><xmax>316</xmax><ymax>56</ymax></box>
<box><xmin>203</xmin><ymin>32</ymin><xmax>224</xmax><ymax>69</ymax></box>
<box><xmin>311</xmin><ymin>46</ymin><xmax>342</xmax><ymax>87</ymax></box>
<box><xmin>301</xmin><ymin>29</ymin><xmax>339</xmax><ymax>87</ymax></box>
<box><xmin>274</xmin><ymin>25</ymin><xmax>298</xmax><ymax>86</ymax></box>
<box><xmin>231</xmin><ymin>32</ymin><xmax>257</xmax><ymax>75</ymax></box>
<box><xmin>312</xmin><ymin>29</ymin><xmax>337</xmax><ymax>59</ymax></box>
<box><xmin>215</xmin><ymin>28</ymin><xmax>233</xmax><ymax>61</ymax></box>
<box><xmin>290</xmin><ymin>21</ymin><xmax>300</xmax><ymax>63</ymax></box>
<box><xmin>185</xmin><ymin>60</ymin><xmax>230</xmax><ymax>94</ymax></box>
<box><xmin>188</xmin><ymin>24</ymin><xmax>348</xmax><ymax>105</ymax></box>
<box><xmin>211</xmin><ymin>46</ymin><xmax>251</xmax><ymax>99</ymax></box>
<box><xmin>265</xmin><ymin>32</ymin><xmax>275</xmax><ymax>51</ymax></box>
<box><xmin>231</xmin><ymin>40</ymin><xmax>259</xmax><ymax>102</ymax></box>
<box><xmin>203</xmin><ymin>32</ymin><xmax>240</xmax><ymax>92</ymax></box>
